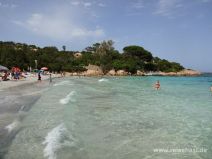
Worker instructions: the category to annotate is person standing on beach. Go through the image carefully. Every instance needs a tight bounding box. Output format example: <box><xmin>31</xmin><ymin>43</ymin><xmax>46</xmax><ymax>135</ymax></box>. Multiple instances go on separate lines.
<box><xmin>38</xmin><ymin>71</ymin><xmax>41</xmax><ymax>82</ymax></box>
<box><xmin>154</xmin><ymin>80</ymin><xmax>160</xmax><ymax>90</ymax></box>
<box><xmin>210</xmin><ymin>86</ymin><xmax>212</xmax><ymax>94</ymax></box>
<box><xmin>49</xmin><ymin>73</ymin><xmax>52</xmax><ymax>83</ymax></box>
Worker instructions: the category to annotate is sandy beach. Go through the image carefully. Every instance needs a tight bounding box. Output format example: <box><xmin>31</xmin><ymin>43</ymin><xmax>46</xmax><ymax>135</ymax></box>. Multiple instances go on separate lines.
<box><xmin>0</xmin><ymin>74</ymin><xmax>60</xmax><ymax>90</ymax></box>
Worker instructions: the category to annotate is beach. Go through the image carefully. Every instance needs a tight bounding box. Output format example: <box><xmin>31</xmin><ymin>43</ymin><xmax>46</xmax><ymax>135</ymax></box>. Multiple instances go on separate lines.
<box><xmin>0</xmin><ymin>74</ymin><xmax>61</xmax><ymax>90</ymax></box>
<box><xmin>0</xmin><ymin>74</ymin><xmax>62</xmax><ymax>158</ymax></box>
<box><xmin>0</xmin><ymin>0</ymin><xmax>211</xmax><ymax>158</ymax></box>
<box><xmin>0</xmin><ymin>75</ymin><xmax>211</xmax><ymax>159</ymax></box>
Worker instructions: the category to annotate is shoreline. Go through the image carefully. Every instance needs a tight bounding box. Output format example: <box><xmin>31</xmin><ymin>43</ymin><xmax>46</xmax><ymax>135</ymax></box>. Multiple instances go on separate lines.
<box><xmin>0</xmin><ymin>80</ymin><xmax>50</xmax><ymax>158</ymax></box>
<box><xmin>0</xmin><ymin>70</ymin><xmax>203</xmax><ymax>92</ymax></box>
<box><xmin>0</xmin><ymin>74</ymin><xmax>61</xmax><ymax>91</ymax></box>
<box><xmin>65</xmin><ymin>67</ymin><xmax>202</xmax><ymax>77</ymax></box>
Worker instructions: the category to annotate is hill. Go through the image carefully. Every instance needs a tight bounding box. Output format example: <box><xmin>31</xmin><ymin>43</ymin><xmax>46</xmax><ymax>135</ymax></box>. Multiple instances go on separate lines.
<box><xmin>0</xmin><ymin>40</ymin><xmax>185</xmax><ymax>75</ymax></box>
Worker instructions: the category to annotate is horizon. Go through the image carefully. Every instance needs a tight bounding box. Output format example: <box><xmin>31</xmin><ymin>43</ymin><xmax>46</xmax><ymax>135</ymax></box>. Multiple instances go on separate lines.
<box><xmin>0</xmin><ymin>0</ymin><xmax>212</xmax><ymax>72</ymax></box>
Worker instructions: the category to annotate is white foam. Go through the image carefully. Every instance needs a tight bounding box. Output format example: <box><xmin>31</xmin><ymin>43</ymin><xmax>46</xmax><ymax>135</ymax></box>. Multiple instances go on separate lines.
<box><xmin>19</xmin><ymin>105</ymin><xmax>25</xmax><ymax>111</ymax></box>
<box><xmin>54</xmin><ymin>81</ymin><xmax>71</xmax><ymax>86</ymax></box>
<box><xmin>59</xmin><ymin>91</ymin><xmax>76</xmax><ymax>105</ymax></box>
<box><xmin>98</xmin><ymin>78</ymin><xmax>109</xmax><ymax>82</ymax></box>
<box><xmin>5</xmin><ymin>120</ymin><xmax>20</xmax><ymax>133</ymax></box>
<box><xmin>42</xmin><ymin>123</ymin><xmax>75</xmax><ymax>159</ymax></box>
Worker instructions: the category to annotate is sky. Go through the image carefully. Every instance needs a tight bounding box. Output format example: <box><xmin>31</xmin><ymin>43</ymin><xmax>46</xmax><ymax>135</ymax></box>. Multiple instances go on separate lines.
<box><xmin>0</xmin><ymin>0</ymin><xmax>212</xmax><ymax>72</ymax></box>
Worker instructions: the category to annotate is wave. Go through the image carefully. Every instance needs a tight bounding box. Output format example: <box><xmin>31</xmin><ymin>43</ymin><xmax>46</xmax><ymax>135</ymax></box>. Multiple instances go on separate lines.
<box><xmin>59</xmin><ymin>91</ymin><xmax>76</xmax><ymax>105</ymax></box>
<box><xmin>4</xmin><ymin>105</ymin><xmax>29</xmax><ymax>134</ymax></box>
<box><xmin>98</xmin><ymin>78</ymin><xmax>109</xmax><ymax>82</ymax></box>
<box><xmin>5</xmin><ymin>120</ymin><xmax>21</xmax><ymax>133</ymax></box>
<box><xmin>54</xmin><ymin>81</ymin><xmax>72</xmax><ymax>87</ymax></box>
<box><xmin>4</xmin><ymin>106</ymin><xmax>27</xmax><ymax>134</ymax></box>
<box><xmin>42</xmin><ymin>123</ymin><xmax>75</xmax><ymax>159</ymax></box>
<box><xmin>19</xmin><ymin>105</ymin><xmax>25</xmax><ymax>111</ymax></box>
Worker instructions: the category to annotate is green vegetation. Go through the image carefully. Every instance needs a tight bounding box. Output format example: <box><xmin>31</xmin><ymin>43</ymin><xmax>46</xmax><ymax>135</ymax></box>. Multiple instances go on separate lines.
<box><xmin>0</xmin><ymin>40</ymin><xmax>184</xmax><ymax>73</ymax></box>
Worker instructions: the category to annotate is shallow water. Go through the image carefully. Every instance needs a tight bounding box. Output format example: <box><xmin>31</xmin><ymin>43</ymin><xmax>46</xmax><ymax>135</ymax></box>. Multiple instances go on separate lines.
<box><xmin>2</xmin><ymin>75</ymin><xmax>212</xmax><ymax>159</ymax></box>
<box><xmin>0</xmin><ymin>81</ymin><xmax>50</xmax><ymax>158</ymax></box>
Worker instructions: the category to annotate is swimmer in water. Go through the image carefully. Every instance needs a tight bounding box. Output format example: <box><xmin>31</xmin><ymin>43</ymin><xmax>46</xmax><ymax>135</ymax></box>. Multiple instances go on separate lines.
<box><xmin>154</xmin><ymin>80</ymin><xmax>160</xmax><ymax>90</ymax></box>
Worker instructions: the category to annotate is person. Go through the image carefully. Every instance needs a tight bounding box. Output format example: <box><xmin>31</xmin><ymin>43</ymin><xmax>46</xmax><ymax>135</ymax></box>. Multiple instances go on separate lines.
<box><xmin>2</xmin><ymin>71</ymin><xmax>9</xmax><ymax>81</ymax></box>
<box><xmin>11</xmin><ymin>71</ymin><xmax>14</xmax><ymax>80</ymax></box>
<box><xmin>14</xmin><ymin>71</ymin><xmax>19</xmax><ymax>80</ymax></box>
<box><xmin>49</xmin><ymin>73</ymin><xmax>52</xmax><ymax>83</ymax></box>
<box><xmin>154</xmin><ymin>80</ymin><xmax>160</xmax><ymax>90</ymax></box>
<box><xmin>38</xmin><ymin>71</ymin><xmax>41</xmax><ymax>82</ymax></box>
<box><xmin>210</xmin><ymin>86</ymin><xmax>212</xmax><ymax>93</ymax></box>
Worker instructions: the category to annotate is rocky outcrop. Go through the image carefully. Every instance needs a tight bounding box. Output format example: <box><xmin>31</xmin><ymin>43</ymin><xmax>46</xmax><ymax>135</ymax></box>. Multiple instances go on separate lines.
<box><xmin>136</xmin><ymin>70</ymin><xmax>145</xmax><ymax>76</ymax></box>
<box><xmin>116</xmin><ymin>70</ymin><xmax>128</xmax><ymax>76</ymax></box>
<box><xmin>67</xmin><ymin>65</ymin><xmax>201</xmax><ymax>76</ymax></box>
<box><xmin>84</xmin><ymin>64</ymin><xmax>103</xmax><ymax>76</ymax></box>
<box><xmin>107</xmin><ymin>69</ymin><xmax>116</xmax><ymax>76</ymax></box>
<box><xmin>176</xmin><ymin>69</ymin><xmax>201</xmax><ymax>76</ymax></box>
<box><xmin>158</xmin><ymin>69</ymin><xmax>201</xmax><ymax>76</ymax></box>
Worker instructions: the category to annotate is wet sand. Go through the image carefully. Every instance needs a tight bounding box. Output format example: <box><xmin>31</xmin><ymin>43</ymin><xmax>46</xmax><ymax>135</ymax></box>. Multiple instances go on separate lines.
<box><xmin>0</xmin><ymin>80</ymin><xmax>51</xmax><ymax>158</ymax></box>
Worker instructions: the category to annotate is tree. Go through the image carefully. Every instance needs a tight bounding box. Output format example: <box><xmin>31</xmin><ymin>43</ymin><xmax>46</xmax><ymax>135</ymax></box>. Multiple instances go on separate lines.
<box><xmin>0</xmin><ymin>41</ymin><xmax>184</xmax><ymax>74</ymax></box>
<box><xmin>123</xmin><ymin>45</ymin><xmax>153</xmax><ymax>62</ymax></box>
<box><xmin>96</xmin><ymin>40</ymin><xmax>114</xmax><ymax>56</ymax></box>
<box><xmin>62</xmin><ymin>45</ymin><xmax>66</xmax><ymax>51</ymax></box>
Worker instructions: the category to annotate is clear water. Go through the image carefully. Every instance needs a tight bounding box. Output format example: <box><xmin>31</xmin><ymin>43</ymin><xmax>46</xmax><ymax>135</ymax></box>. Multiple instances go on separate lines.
<box><xmin>3</xmin><ymin>75</ymin><xmax>212</xmax><ymax>159</ymax></box>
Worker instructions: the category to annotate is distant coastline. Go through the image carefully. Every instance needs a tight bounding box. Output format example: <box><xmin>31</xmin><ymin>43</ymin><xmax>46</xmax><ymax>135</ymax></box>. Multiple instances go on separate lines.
<box><xmin>65</xmin><ymin>64</ymin><xmax>201</xmax><ymax>77</ymax></box>
<box><xmin>0</xmin><ymin>41</ymin><xmax>187</xmax><ymax>76</ymax></box>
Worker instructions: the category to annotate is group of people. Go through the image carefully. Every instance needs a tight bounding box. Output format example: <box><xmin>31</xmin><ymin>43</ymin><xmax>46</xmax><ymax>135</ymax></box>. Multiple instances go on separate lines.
<box><xmin>0</xmin><ymin>71</ymin><xmax>26</xmax><ymax>81</ymax></box>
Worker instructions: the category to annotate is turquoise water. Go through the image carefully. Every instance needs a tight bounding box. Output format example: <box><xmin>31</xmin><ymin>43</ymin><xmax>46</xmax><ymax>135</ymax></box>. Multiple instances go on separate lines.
<box><xmin>4</xmin><ymin>75</ymin><xmax>212</xmax><ymax>159</ymax></box>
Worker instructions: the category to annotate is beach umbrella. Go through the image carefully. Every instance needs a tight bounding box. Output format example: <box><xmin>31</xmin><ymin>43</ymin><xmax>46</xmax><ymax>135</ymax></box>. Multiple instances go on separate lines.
<box><xmin>41</xmin><ymin>67</ymin><xmax>48</xmax><ymax>70</ymax></box>
<box><xmin>0</xmin><ymin>65</ymin><xmax>9</xmax><ymax>71</ymax></box>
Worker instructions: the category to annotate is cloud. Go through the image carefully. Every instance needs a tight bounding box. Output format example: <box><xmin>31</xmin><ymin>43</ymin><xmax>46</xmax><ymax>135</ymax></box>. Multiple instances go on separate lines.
<box><xmin>13</xmin><ymin>12</ymin><xmax>105</xmax><ymax>40</ymax></box>
<box><xmin>83</xmin><ymin>2</ymin><xmax>92</xmax><ymax>7</ymax></box>
<box><xmin>98</xmin><ymin>3</ymin><xmax>106</xmax><ymax>7</ymax></box>
<box><xmin>71</xmin><ymin>1</ymin><xmax>80</xmax><ymax>6</ymax></box>
<box><xmin>131</xmin><ymin>0</ymin><xmax>144</xmax><ymax>9</ymax></box>
<box><xmin>70</xmin><ymin>1</ymin><xmax>93</xmax><ymax>8</ymax></box>
<box><xmin>126</xmin><ymin>0</ymin><xmax>144</xmax><ymax>16</ymax></box>
<box><xmin>70</xmin><ymin>0</ymin><xmax>106</xmax><ymax>8</ymax></box>
<box><xmin>0</xmin><ymin>2</ymin><xmax>18</xmax><ymax>8</ymax></box>
<box><xmin>154</xmin><ymin>0</ymin><xmax>182</xmax><ymax>16</ymax></box>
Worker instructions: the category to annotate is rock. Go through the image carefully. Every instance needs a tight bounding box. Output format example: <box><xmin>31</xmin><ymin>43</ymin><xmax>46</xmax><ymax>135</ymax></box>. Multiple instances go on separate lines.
<box><xmin>158</xmin><ymin>69</ymin><xmax>201</xmax><ymax>76</ymax></box>
<box><xmin>64</xmin><ymin>72</ymin><xmax>72</xmax><ymax>76</ymax></box>
<box><xmin>107</xmin><ymin>69</ymin><xmax>116</xmax><ymax>76</ymax></box>
<box><xmin>116</xmin><ymin>70</ymin><xmax>128</xmax><ymax>76</ymax></box>
<box><xmin>164</xmin><ymin>72</ymin><xmax>177</xmax><ymax>76</ymax></box>
<box><xmin>136</xmin><ymin>70</ymin><xmax>145</xmax><ymax>76</ymax></box>
<box><xmin>74</xmin><ymin>52</ymin><xmax>82</xmax><ymax>58</ymax></box>
<box><xmin>84</xmin><ymin>64</ymin><xmax>103</xmax><ymax>76</ymax></box>
<box><xmin>177</xmin><ymin>69</ymin><xmax>201</xmax><ymax>76</ymax></box>
<box><xmin>72</xmin><ymin>72</ymin><xmax>78</xmax><ymax>76</ymax></box>
<box><xmin>84</xmin><ymin>70</ymin><xmax>103</xmax><ymax>76</ymax></box>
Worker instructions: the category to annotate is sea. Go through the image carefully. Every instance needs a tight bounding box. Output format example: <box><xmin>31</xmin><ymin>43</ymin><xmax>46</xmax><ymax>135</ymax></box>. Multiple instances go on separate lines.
<box><xmin>0</xmin><ymin>74</ymin><xmax>212</xmax><ymax>159</ymax></box>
